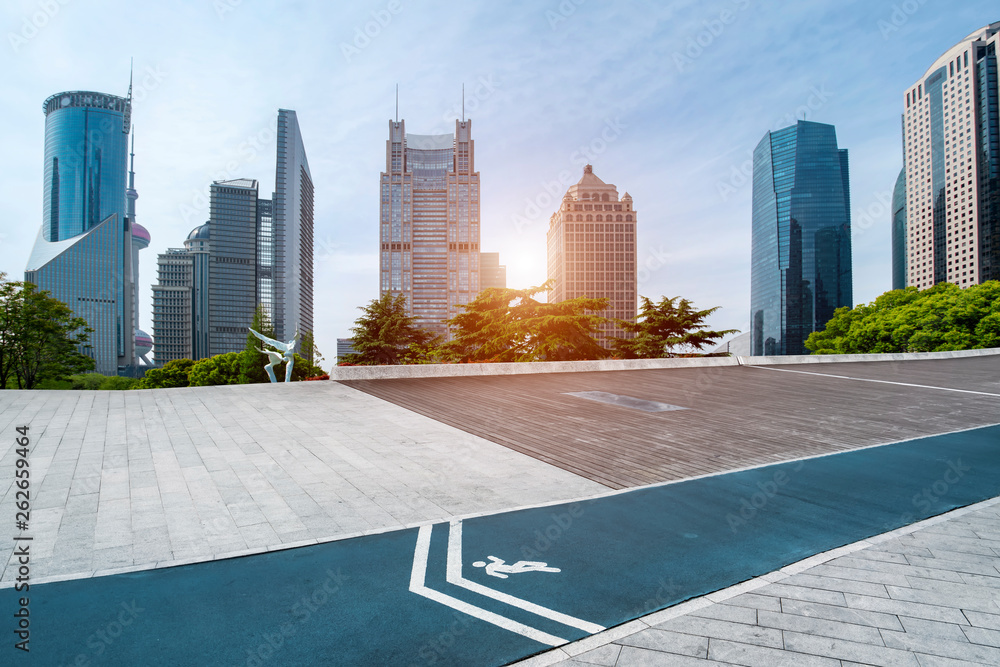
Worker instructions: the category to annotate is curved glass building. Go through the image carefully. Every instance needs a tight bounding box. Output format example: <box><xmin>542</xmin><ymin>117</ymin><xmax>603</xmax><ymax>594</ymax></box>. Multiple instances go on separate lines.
<box><xmin>750</xmin><ymin>121</ymin><xmax>853</xmax><ymax>356</ymax></box>
<box><xmin>26</xmin><ymin>90</ymin><xmax>133</xmax><ymax>375</ymax></box>
<box><xmin>891</xmin><ymin>167</ymin><xmax>907</xmax><ymax>290</ymax></box>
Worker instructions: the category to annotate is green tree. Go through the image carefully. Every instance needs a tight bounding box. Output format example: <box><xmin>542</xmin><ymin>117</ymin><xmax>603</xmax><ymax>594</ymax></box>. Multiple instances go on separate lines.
<box><xmin>189</xmin><ymin>352</ymin><xmax>243</xmax><ymax>386</ymax></box>
<box><xmin>239</xmin><ymin>304</ymin><xmax>276</xmax><ymax>383</ymax></box>
<box><xmin>445</xmin><ymin>283</ymin><xmax>611</xmax><ymax>362</ymax></box>
<box><xmin>299</xmin><ymin>329</ymin><xmax>325</xmax><ymax>370</ymax></box>
<box><xmin>134</xmin><ymin>358</ymin><xmax>195</xmax><ymax>389</ymax></box>
<box><xmin>0</xmin><ymin>275</ymin><xmax>20</xmax><ymax>388</ymax></box>
<box><xmin>612</xmin><ymin>296</ymin><xmax>739</xmax><ymax>359</ymax></box>
<box><xmin>805</xmin><ymin>282</ymin><xmax>1000</xmax><ymax>354</ymax></box>
<box><xmin>6</xmin><ymin>281</ymin><xmax>94</xmax><ymax>389</ymax></box>
<box><xmin>342</xmin><ymin>293</ymin><xmax>436</xmax><ymax>365</ymax></box>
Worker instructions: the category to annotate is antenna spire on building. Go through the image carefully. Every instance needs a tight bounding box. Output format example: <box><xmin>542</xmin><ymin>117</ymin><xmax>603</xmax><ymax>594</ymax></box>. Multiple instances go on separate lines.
<box><xmin>462</xmin><ymin>83</ymin><xmax>465</xmax><ymax>121</ymax></box>
<box><xmin>395</xmin><ymin>83</ymin><xmax>398</xmax><ymax>122</ymax></box>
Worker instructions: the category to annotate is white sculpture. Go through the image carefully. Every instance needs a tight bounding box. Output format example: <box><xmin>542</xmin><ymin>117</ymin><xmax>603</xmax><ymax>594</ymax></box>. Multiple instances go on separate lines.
<box><xmin>249</xmin><ymin>328</ymin><xmax>299</xmax><ymax>383</ymax></box>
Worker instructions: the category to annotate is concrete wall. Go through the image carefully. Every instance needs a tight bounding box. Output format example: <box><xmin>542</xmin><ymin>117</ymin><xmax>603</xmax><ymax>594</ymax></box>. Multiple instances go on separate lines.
<box><xmin>330</xmin><ymin>347</ymin><xmax>1000</xmax><ymax>381</ymax></box>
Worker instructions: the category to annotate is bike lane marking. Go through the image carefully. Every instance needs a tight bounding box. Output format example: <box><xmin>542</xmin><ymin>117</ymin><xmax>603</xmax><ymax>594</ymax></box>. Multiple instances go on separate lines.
<box><xmin>445</xmin><ymin>519</ymin><xmax>606</xmax><ymax>634</ymax></box>
<box><xmin>409</xmin><ymin>523</ymin><xmax>568</xmax><ymax>647</ymax></box>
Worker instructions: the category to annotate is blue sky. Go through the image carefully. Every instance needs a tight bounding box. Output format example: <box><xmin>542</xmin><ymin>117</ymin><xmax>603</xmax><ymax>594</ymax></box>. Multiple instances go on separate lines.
<box><xmin>1</xmin><ymin>0</ymin><xmax>997</xmax><ymax>362</ymax></box>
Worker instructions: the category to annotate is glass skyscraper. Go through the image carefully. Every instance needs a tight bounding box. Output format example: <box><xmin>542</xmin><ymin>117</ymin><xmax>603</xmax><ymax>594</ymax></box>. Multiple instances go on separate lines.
<box><xmin>380</xmin><ymin>119</ymin><xmax>480</xmax><ymax>338</ymax></box>
<box><xmin>901</xmin><ymin>23</ymin><xmax>1000</xmax><ymax>289</ymax></box>
<box><xmin>751</xmin><ymin>120</ymin><xmax>853</xmax><ymax>356</ymax></box>
<box><xmin>271</xmin><ymin>109</ymin><xmax>314</xmax><ymax>343</ymax></box>
<box><xmin>25</xmin><ymin>90</ymin><xmax>134</xmax><ymax>375</ymax></box>
<box><xmin>891</xmin><ymin>167</ymin><xmax>907</xmax><ymax>290</ymax></box>
<box><xmin>208</xmin><ymin>179</ymin><xmax>260</xmax><ymax>356</ymax></box>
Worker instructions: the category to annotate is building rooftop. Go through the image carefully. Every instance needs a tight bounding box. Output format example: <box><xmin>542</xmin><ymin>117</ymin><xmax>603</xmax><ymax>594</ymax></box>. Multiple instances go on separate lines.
<box><xmin>0</xmin><ymin>351</ymin><xmax>996</xmax><ymax>664</ymax></box>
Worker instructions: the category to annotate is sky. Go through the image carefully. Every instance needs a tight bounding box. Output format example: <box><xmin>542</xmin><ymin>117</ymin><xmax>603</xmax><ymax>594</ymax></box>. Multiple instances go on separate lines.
<box><xmin>1</xmin><ymin>0</ymin><xmax>997</xmax><ymax>364</ymax></box>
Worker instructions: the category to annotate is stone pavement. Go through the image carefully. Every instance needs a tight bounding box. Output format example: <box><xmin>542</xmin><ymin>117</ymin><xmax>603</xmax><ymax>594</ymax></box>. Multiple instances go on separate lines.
<box><xmin>0</xmin><ymin>381</ymin><xmax>604</xmax><ymax>585</ymax></box>
<box><xmin>517</xmin><ymin>497</ymin><xmax>1000</xmax><ymax>667</ymax></box>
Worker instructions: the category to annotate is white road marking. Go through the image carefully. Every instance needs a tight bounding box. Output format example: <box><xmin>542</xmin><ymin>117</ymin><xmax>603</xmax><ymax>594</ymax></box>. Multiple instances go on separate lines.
<box><xmin>747</xmin><ymin>365</ymin><xmax>1000</xmax><ymax>397</ymax></box>
<box><xmin>409</xmin><ymin>525</ymin><xmax>568</xmax><ymax>647</ymax></box>
<box><xmin>447</xmin><ymin>520</ymin><xmax>606</xmax><ymax>634</ymax></box>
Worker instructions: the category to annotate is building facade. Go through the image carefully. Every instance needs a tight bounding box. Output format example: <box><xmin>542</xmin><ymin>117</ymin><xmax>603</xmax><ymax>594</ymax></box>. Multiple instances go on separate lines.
<box><xmin>208</xmin><ymin>179</ymin><xmax>260</xmax><ymax>356</ymax></box>
<box><xmin>151</xmin><ymin>248</ymin><xmax>194</xmax><ymax>365</ymax></box>
<box><xmin>480</xmin><ymin>252</ymin><xmax>507</xmax><ymax>291</ymax></box>
<box><xmin>546</xmin><ymin>165</ymin><xmax>637</xmax><ymax>346</ymax></box>
<box><xmin>891</xmin><ymin>167</ymin><xmax>907</xmax><ymax>290</ymax></box>
<box><xmin>380</xmin><ymin>119</ymin><xmax>480</xmax><ymax>338</ymax></box>
<box><xmin>902</xmin><ymin>23</ymin><xmax>1000</xmax><ymax>289</ymax></box>
<box><xmin>751</xmin><ymin>121</ymin><xmax>853</xmax><ymax>356</ymax></box>
<box><xmin>25</xmin><ymin>90</ymin><xmax>134</xmax><ymax>375</ymax></box>
<box><xmin>271</xmin><ymin>110</ymin><xmax>314</xmax><ymax>341</ymax></box>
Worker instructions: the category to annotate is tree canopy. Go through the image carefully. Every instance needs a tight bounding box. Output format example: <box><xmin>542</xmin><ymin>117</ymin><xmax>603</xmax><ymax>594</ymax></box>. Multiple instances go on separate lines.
<box><xmin>0</xmin><ymin>276</ymin><xmax>95</xmax><ymax>389</ymax></box>
<box><xmin>612</xmin><ymin>296</ymin><xmax>738</xmax><ymax>359</ymax></box>
<box><xmin>135</xmin><ymin>358</ymin><xmax>195</xmax><ymax>389</ymax></box>
<box><xmin>190</xmin><ymin>352</ymin><xmax>243</xmax><ymax>386</ymax></box>
<box><xmin>805</xmin><ymin>281</ymin><xmax>1000</xmax><ymax>354</ymax></box>
<box><xmin>445</xmin><ymin>283</ymin><xmax>610</xmax><ymax>362</ymax></box>
<box><xmin>342</xmin><ymin>293</ymin><xmax>436</xmax><ymax>365</ymax></box>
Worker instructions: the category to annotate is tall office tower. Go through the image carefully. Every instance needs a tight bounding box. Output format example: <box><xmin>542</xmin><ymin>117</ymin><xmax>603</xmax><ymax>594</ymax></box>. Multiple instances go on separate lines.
<box><xmin>126</xmin><ymin>133</ymin><xmax>152</xmax><ymax>371</ymax></box>
<box><xmin>751</xmin><ymin>121</ymin><xmax>853</xmax><ymax>356</ymax></box>
<box><xmin>151</xmin><ymin>248</ymin><xmax>193</xmax><ymax>365</ymax></box>
<box><xmin>902</xmin><ymin>23</ymin><xmax>1000</xmax><ymax>289</ymax></box>
<box><xmin>480</xmin><ymin>252</ymin><xmax>507</xmax><ymax>291</ymax></box>
<box><xmin>150</xmin><ymin>222</ymin><xmax>211</xmax><ymax>365</ymax></box>
<box><xmin>271</xmin><ymin>109</ymin><xmax>314</xmax><ymax>342</ymax></box>
<box><xmin>25</xmin><ymin>89</ymin><xmax>134</xmax><ymax>375</ymax></box>
<box><xmin>546</xmin><ymin>165</ymin><xmax>637</xmax><ymax>346</ymax></box>
<box><xmin>381</xmin><ymin>119</ymin><xmax>480</xmax><ymax>338</ymax></box>
<box><xmin>208</xmin><ymin>179</ymin><xmax>260</xmax><ymax>356</ymax></box>
<box><xmin>891</xmin><ymin>167</ymin><xmax>907</xmax><ymax>290</ymax></box>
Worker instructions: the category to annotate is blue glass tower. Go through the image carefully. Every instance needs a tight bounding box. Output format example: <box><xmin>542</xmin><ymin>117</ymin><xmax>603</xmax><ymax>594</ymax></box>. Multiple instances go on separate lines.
<box><xmin>26</xmin><ymin>90</ymin><xmax>134</xmax><ymax>375</ymax></box>
<box><xmin>750</xmin><ymin>121</ymin><xmax>853</xmax><ymax>356</ymax></box>
<box><xmin>891</xmin><ymin>167</ymin><xmax>907</xmax><ymax>290</ymax></box>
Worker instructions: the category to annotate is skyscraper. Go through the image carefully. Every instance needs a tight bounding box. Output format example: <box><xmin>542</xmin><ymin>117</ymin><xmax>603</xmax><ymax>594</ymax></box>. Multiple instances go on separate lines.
<box><xmin>479</xmin><ymin>252</ymin><xmax>507</xmax><ymax>291</ymax></box>
<box><xmin>380</xmin><ymin>119</ymin><xmax>480</xmax><ymax>338</ymax></box>
<box><xmin>25</xmin><ymin>89</ymin><xmax>134</xmax><ymax>375</ymax></box>
<box><xmin>546</xmin><ymin>165</ymin><xmax>637</xmax><ymax>346</ymax></box>
<box><xmin>751</xmin><ymin>121</ymin><xmax>853</xmax><ymax>356</ymax></box>
<box><xmin>208</xmin><ymin>179</ymin><xmax>260</xmax><ymax>356</ymax></box>
<box><xmin>127</xmin><ymin>133</ymin><xmax>152</xmax><ymax>372</ymax></box>
<box><xmin>151</xmin><ymin>222</ymin><xmax>210</xmax><ymax>365</ymax></box>
<box><xmin>271</xmin><ymin>109</ymin><xmax>314</xmax><ymax>342</ymax></box>
<box><xmin>901</xmin><ymin>23</ymin><xmax>1000</xmax><ymax>289</ymax></box>
<box><xmin>891</xmin><ymin>167</ymin><xmax>907</xmax><ymax>290</ymax></box>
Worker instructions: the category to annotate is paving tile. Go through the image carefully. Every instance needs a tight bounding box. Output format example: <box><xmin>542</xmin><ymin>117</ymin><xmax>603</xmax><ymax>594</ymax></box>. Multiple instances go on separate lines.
<box><xmin>963</xmin><ymin>625</ymin><xmax>1000</xmax><ymax>648</ymax></box>
<box><xmin>881</xmin><ymin>627</ymin><xmax>1000</xmax><ymax>664</ymax></box>
<box><xmin>756</xmin><ymin>609</ymin><xmax>885</xmax><ymax>645</ymax></box>
<box><xmin>843</xmin><ymin>592</ymin><xmax>971</xmax><ymax>624</ymax></box>
<box><xmin>618</xmin><ymin>628</ymin><xmax>708</xmax><ymax>657</ymax></box>
<box><xmin>782</xmin><ymin>630</ymin><xmax>920</xmax><ymax>666</ymax></box>
<box><xmin>707</xmin><ymin>637</ymin><xmax>840</xmax><ymax>667</ymax></box>
<box><xmin>897</xmin><ymin>616</ymin><xmax>971</xmax><ymax>641</ymax></box>
<box><xmin>570</xmin><ymin>643</ymin><xmax>620</xmax><ymax>666</ymax></box>
<box><xmin>654</xmin><ymin>616</ymin><xmax>782</xmax><ymax>649</ymax></box>
<box><xmin>779</xmin><ymin>598</ymin><xmax>905</xmax><ymax>631</ymax></box>
<box><xmin>963</xmin><ymin>610</ymin><xmax>1000</xmax><ymax>630</ymax></box>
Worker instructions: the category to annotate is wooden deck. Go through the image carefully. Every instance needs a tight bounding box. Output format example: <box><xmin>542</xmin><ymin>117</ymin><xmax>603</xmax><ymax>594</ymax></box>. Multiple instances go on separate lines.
<box><xmin>339</xmin><ymin>356</ymin><xmax>1000</xmax><ymax>490</ymax></box>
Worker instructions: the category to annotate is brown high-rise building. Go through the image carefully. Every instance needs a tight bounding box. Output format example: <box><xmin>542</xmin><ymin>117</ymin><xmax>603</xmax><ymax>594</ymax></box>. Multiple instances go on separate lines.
<box><xmin>380</xmin><ymin>119</ymin><xmax>480</xmax><ymax>338</ymax></box>
<box><xmin>546</xmin><ymin>165</ymin><xmax>637</xmax><ymax>346</ymax></box>
<box><xmin>479</xmin><ymin>252</ymin><xmax>506</xmax><ymax>291</ymax></box>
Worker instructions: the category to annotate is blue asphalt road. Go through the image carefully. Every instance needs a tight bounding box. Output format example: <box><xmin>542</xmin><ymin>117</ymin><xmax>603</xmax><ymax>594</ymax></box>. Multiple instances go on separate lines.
<box><xmin>4</xmin><ymin>425</ymin><xmax>999</xmax><ymax>667</ymax></box>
